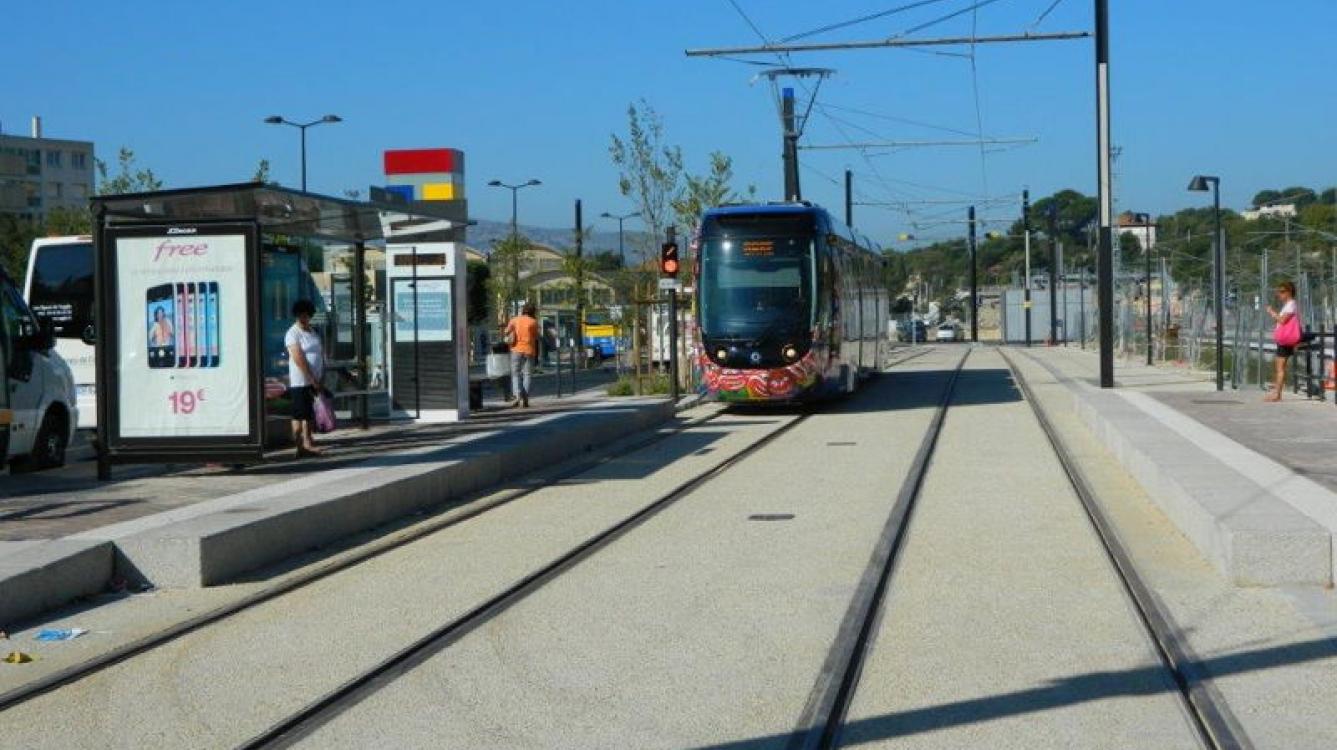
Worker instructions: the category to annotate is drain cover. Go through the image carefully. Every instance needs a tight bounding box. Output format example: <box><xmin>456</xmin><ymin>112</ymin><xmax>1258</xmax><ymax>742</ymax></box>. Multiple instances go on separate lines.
<box><xmin>748</xmin><ymin>513</ymin><xmax>795</xmax><ymax>521</ymax></box>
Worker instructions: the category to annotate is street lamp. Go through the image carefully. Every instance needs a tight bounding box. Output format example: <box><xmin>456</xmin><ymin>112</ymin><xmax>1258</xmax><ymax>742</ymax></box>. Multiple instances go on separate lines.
<box><xmin>1135</xmin><ymin>212</ymin><xmax>1156</xmax><ymax>366</ymax></box>
<box><xmin>487</xmin><ymin>179</ymin><xmax>542</xmax><ymax>244</ymax></box>
<box><xmin>263</xmin><ymin>114</ymin><xmax>342</xmax><ymax>192</ymax></box>
<box><xmin>599</xmin><ymin>210</ymin><xmax>640</xmax><ymax>265</ymax></box>
<box><xmin>1188</xmin><ymin>174</ymin><xmax>1224</xmax><ymax>391</ymax></box>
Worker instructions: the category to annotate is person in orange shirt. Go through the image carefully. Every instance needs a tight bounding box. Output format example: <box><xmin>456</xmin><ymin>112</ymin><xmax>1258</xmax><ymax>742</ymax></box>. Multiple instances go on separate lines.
<box><xmin>505</xmin><ymin>303</ymin><xmax>540</xmax><ymax>407</ymax></box>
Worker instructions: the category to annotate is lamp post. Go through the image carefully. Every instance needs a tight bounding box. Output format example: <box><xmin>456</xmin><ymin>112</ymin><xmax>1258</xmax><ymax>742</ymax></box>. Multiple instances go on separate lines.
<box><xmin>600</xmin><ymin>210</ymin><xmax>641</xmax><ymax>266</ymax></box>
<box><xmin>1189</xmin><ymin>175</ymin><xmax>1224</xmax><ymax>391</ymax></box>
<box><xmin>488</xmin><ymin>178</ymin><xmax>542</xmax><ymax>319</ymax></box>
<box><xmin>263</xmin><ymin>114</ymin><xmax>342</xmax><ymax>192</ymax></box>
<box><xmin>1135</xmin><ymin>212</ymin><xmax>1155</xmax><ymax>365</ymax></box>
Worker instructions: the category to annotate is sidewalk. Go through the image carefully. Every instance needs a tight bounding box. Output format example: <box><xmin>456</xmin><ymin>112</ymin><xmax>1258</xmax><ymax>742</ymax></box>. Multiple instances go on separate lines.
<box><xmin>1017</xmin><ymin>346</ymin><xmax>1337</xmax><ymax>586</ymax></box>
<box><xmin>0</xmin><ymin>378</ymin><xmax>674</xmax><ymax>627</ymax></box>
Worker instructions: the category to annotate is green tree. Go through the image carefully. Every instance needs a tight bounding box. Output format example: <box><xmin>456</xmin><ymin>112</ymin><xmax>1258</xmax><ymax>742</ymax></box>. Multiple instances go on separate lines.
<box><xmin>253</xmin><ymin>159</ymin><xmax>273</xmax><ymax>184</ymax></box>
<box><xmin>96</xmin><ymin>147</ymin><xmax>162</xmax><ymax>195</ymax></box>
<box><xmin>670</xmin><ymin>151</ymin><xmax>754</xmax><ymax>239</ymax></box>
<box><xmin>486</xmin><ymin>234</ymin><xmax>533</xmax><ymax>326</ymax></box>
<box><xmin>609</xmin><ymin>100</ymin><xmax>682</xmax><ymax>253</ymax></box>
<box><xmin>0</xmin><ymin>215</ymin><xmax>41</xmax><ymax>279</ymax></box>
<box><xmin>466</xmin><ymin>260</ymin><xmax>491</xmax><ymax>324</ymax></box>
<box><xmin>42</xmin><ymin>205</ymin><xmax>92</xmax><ymax>235</ymax></box>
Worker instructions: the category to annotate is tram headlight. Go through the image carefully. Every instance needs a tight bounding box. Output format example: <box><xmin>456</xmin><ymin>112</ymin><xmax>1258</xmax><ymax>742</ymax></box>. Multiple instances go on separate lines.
<box><xmin>715</xmin><ymin>348</ymin><xmax>728</xmax><ymax>363</ymax></box>
<box><xmin>782</xmin><ymin>344</ymin><xmax>800</xmax><ymax>362</ymax></box>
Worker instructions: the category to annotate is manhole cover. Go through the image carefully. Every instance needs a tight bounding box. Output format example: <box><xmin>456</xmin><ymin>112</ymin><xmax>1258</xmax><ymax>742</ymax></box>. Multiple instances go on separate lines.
<box><xmin>748</xmin><ymin>513</ymin><xmax>795</xmax><ymax>521</ymax></box>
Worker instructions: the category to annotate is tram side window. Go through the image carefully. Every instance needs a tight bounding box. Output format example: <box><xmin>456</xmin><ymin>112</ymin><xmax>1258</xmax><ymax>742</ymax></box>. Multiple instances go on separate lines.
<box><xmin>28</xmin><ymin>242</ymin><xmax>94</xmax><ymax>338</ymax></box>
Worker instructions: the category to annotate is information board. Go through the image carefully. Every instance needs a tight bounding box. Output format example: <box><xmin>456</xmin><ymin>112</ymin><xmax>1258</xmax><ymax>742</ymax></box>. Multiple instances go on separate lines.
<box><xmin>392</xmin><ymin>278</ymin><xmax>452</xmax><ymax>342</ymax></box>
<box><xmin>112</xmin><ymin>228</ymin><xmax>253</xmax><ymax>438</ymax></box>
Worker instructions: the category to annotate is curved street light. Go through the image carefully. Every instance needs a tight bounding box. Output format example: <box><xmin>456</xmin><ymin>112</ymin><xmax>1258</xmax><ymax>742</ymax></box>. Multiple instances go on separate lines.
<box><xmin>599</xmin><ymin>210</ymin><xmax>641</xmax><ymax>265</ymax></box>
<box><xmin>1188</xmin><ymin>174</ymin><xmax>1224</xmax><ymax>391</ymax></box>
<box><xmin>263</xmin><ymin>114</ymin><xmax>343</xmax><ymax>191</ymax></box>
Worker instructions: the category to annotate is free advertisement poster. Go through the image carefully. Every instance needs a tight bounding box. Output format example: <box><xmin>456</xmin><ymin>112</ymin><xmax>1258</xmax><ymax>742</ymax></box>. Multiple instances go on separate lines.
<box><xmin>115</xmin><ymin>231</ymin><xmax>251</xmax><ymax>438</ymax></box>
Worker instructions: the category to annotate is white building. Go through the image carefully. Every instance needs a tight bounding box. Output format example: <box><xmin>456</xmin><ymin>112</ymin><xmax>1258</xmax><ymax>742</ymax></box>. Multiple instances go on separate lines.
<box><xmin>1117</xmin><ymin>211</ymin><xmax>1157</xmax><ymax>250</ymax></box>
<box><xmin>1241</xmin><ymin>204</ymin><xmax>1298</xmax><ymax>221</ymax></box>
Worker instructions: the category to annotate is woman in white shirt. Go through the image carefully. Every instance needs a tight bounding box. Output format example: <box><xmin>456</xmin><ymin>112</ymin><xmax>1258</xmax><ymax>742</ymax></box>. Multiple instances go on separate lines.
<box><xmin>1265</xmin><ymin>280</ymin><xmax>1299</xmax><ymax>402</ymax></box>
<box><xmin>285</xmin><ymin>299</ymin><xmax>325</xmax><ymax>456</ymax></box>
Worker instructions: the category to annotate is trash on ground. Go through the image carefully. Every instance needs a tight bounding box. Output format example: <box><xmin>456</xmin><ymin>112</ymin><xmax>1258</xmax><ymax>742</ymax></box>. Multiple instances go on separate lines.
<box><xmin>35</xmin><ymin>628</ymin><xmax>87</xmax><ymax>642</ymax></box>
<box><xmin>2</xmin><ymin>651</ymin><xmax>33</xmax><ymax>663</ymax></box>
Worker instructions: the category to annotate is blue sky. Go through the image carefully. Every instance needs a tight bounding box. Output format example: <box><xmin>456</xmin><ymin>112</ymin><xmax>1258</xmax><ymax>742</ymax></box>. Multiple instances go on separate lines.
<box><xmin>5</xmin><ymin>0</ymin><xmax>1333</xmax><ymax>247</ymax></box>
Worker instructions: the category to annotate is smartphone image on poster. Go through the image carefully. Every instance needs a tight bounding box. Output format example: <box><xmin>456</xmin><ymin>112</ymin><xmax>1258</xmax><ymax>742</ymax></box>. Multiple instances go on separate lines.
<box><xmin>175</xmin><ymin>283</ymin><xmax>188</xmax><ymax>367</ymax></box>
<box><xmin>205</xmin><ymin>282</ymin><xmax>220</xmax><ymax>368</ymax></box>
<box><xmin>146</xmin><ymin>284</ymin><xmax>176</xmax><ymax>368</ymax></box>
<box><xmin>185</xmin><ymin>282</ymin><xmax>198</xmax><ymax>368</ymax></box>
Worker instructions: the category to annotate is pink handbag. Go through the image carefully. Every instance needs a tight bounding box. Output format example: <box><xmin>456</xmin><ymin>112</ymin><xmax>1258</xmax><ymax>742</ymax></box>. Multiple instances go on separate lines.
<box><xmin>313</xmin><ymin>391</ymin><xmax>336</xmax><ymax>433</ymax></box>
<box><xmin>1275</xmin><ymin>310</ymin><xmax>1301</xmax><ymax>347</ymax></box>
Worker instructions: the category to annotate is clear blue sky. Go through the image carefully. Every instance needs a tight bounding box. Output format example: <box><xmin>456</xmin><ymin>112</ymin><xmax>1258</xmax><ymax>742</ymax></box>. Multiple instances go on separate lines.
<box><xmin>5</xmin><ymin>0</ymin><xmax>1333</xmax><ymax>247</ymax></box>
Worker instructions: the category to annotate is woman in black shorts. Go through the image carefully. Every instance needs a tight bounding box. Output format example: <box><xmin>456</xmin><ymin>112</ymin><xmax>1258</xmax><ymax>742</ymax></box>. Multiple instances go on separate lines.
<box><xmin>1266</xmin><ymin>281</ymin><xmax>1299</xmax><ymax>402</ymax></box>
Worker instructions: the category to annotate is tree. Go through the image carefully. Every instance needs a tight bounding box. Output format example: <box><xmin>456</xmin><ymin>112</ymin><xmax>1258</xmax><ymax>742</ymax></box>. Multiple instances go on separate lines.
<box><xmin>486</xmin><ymin>234</ymin><xmax>533</xmax><ymax>326</ymax></box>
<box><xmin>96</xmin><ymin>147</ymin><xmax>162</xmax><ymax>195</ymax></box>
<box><xmin>253</xmin><ymin>159</ymin><xmax>273</xmax><ymax>184</ymax></box>
<box><xmin>609</xmin><ymin>100</ymin><xmax>682</xmax><ymax>253</ymax></box>
<box><xmin>43</xmin><ymin>206</ymin><xmax>91</xmax><ymax>235</ymax></box>
<box><xmin>670</xmin><ymin>151</ymin><xmax>753</xmax><ymax>240</ymax></box>
<box><xmin>466</xmin><ymin>260</ymin><xmax>491</xmax><ymax>324</ymax></box>
<box><xmin>0</xmin><ymin>214</ymin><xmax>41</xmax><ymax>279</ymax></box>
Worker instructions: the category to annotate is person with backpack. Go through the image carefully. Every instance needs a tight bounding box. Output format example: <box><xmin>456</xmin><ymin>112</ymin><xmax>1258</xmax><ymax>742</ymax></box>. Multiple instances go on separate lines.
<box><xmin>505</xmin><ymin>303</ymin><xmax>540</xmax><ymax>407</ymax></box>
<box><xmin>1266</xmin><ymin>280</ymin><xmax>1300</xmax><ymax>402</ymax></box>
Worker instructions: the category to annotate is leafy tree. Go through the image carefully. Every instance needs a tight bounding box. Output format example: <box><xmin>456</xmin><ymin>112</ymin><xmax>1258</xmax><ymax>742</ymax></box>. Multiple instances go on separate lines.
<box><xmin>671</xmin><ymin>151</ymin><xmax>754</xmax><ymax>240</ymax></box>
<box><xmin>609</xmin><ymin>100</ymin><xmax>682</xmax><ymax>254</ymax></box>
<box><xmin>486</xmin><ymin>234</ymin><xmax>533</xmax><ymax>326</ymax></box>
<box><xmin>466</xmin><ymin>260</ymin><xmax>490</xmax><ymax>324</ymax></box>
<box><xmin>0</xmin><ymin>215</ymin><xmax>41</xmax><ymax>279</ymax></box>
<box><xmin>96</xmin><ymin>147</ymin><xmax>162</xmax><ymax>195</ymax></box>
<box><xmin>253</xmin><ymin>159</ymin><xmax>273</xmax><ymax>184</ymax></box>
<box><xmin>43</xmin><ymin>206</ymin><xmax>92</xmax><ymax>235</ymax></box>
<box><xmin>586</xmin><ymin>251</ymin><xmax>624</xmax><ymax>271</ymax></box>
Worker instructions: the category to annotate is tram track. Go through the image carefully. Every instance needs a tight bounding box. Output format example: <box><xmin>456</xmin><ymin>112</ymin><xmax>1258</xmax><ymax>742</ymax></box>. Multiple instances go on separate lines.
<box><xmin>237</xmin><ymin>408</ymin><xmax>815</xmax><ymax>749</ymax></box>
<box><xmin>788</xmin><ymin>347</ymin><xmax>972</xmax><ymax>750</ymax></box>
<box><xmin>0</xmin><ymin>405</ymin><xmax>736</xmax><ymax>713</ymax></box>
<box><xmin>999</xmin><ymin>348</ymin><xmax>1249</xmax><ymax>750</ymax></box>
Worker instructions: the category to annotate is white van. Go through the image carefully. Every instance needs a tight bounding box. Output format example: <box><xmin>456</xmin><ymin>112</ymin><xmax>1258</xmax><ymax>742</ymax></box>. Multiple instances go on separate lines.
<box><xmin>24</xmin><ymin>235</ymin><xmax>95</xmax><ymax>429</ymax></box>
<box><xmin>1</xmin><ymin>267</ymin><xmax>78</xmax><ymax>468</ymax></box>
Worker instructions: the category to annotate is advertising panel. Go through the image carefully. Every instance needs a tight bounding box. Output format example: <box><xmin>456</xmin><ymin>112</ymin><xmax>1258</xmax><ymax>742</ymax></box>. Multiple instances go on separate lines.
<box><xmin>113</xmin><ymin>229</ymin><xmax>252</xmax><ymax>438</ymax></box>
<box><xmin>392</xmin><ymin>278</ymin><xmax>452</xmax><ymax>342</ymax></box>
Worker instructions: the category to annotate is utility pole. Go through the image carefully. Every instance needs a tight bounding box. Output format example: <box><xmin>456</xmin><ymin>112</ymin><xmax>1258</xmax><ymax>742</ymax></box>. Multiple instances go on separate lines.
<box><xmin>782</xmin><ymin>87</ymin><xmax>801</xmax><ymax>201</ymax></box>
<box><xmin>1048</xmin><ymin>204</ymin><xmax>1059</xmax><ymax>344</ymax></box>
<box><xmin>574</xmin><ymin>199</ymin><xmax>585</xmax><ymax>379</ymax></box>
<box><xmin>1096</xmin><ymin>0</ymin><xmax>1115</xmax><ymax>387</ymax></box>
<box><xmin>1059</xmin><ymin>241</ymin><xmax>1067</xmax><ymax>346</ymax></box>
<box><xmin>969</xmin><ymin>205</ymin><xmax>978</xmax><ymax>342</ymax></box>
<box><xmin>1144</xmin><ymin>216</ymin><xmax>1153</xmax><ymax>365</ymax></box>
<box><xmin>845</xmin><ymin>169</ymin><xmax>853</xmax><ymax>227</ymax></box>
<box><xmin>1023</xmin><ymin>189</ymin><xmax>1033</xmax><ymax>347</ymax></box>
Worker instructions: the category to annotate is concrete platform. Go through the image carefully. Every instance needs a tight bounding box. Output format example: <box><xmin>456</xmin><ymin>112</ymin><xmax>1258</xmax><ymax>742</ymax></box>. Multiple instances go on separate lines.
<box><xmin>0</xmin><ymin>396</ymin><xmax>674</xmax><ymax>627</ymax></box>
<box><xmin>1020</xmin><ymin>347</ymin><xmax>1336</xmax><ymax>587</ymax></box>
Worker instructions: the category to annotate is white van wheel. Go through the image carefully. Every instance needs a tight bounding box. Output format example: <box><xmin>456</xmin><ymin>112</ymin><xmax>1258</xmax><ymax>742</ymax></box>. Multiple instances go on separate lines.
<box><xmin>30</xmin><ymin>410</ymin><xmax>68</xmax><ymax>469</ymax></box>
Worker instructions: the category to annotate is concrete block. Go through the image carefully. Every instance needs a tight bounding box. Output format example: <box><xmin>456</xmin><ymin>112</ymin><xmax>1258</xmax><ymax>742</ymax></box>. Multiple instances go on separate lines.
<box><xmin>0</xmin><ymin>540</ymin><xmax>114</xmax><ymax>627</ymax></box>
<box><xmin>111</xmin><ymin>400</ymin><xmax>675</xmax><ymax>588</ymax></box>
<box><xmin>1072</xmin><ymin>386</ymin><xmax>1331</xmax><ymax>587</ymax></box>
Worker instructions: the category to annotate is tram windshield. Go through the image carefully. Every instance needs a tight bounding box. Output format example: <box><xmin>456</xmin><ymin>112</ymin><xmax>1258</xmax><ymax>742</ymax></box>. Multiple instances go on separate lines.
<box><xmin>699</xmin><ymin>213</ymin><xmax>816</xmax><ymax>340</ymax></box>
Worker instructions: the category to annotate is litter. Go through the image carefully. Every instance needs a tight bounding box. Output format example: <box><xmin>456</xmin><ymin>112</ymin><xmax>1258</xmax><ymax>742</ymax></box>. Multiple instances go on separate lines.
<box><xmin>2</xmin><ymin>652</ymin><xmax>33</xmax><ymax>664</ymax></box>
<box><xmin>35</xmin><ymin>628</ymin><xmax>87</xmax><ymax>642</ymax></box>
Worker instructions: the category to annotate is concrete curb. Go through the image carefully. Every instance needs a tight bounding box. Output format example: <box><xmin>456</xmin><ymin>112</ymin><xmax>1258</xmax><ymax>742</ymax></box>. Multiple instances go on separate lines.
<box><xmin>1068</xmin><ymin>382</ymin><xmax>1332</xmax><ymax>587</ymax></box>
<box><xmin>0</xmin><ymin>399</ymin><xmax>675</xmax><ymax>623</ymax></box>
<box><xmin>0</xmin><ymin>540</ymin><xmax>114</xmax><ymax>627</ymax></box>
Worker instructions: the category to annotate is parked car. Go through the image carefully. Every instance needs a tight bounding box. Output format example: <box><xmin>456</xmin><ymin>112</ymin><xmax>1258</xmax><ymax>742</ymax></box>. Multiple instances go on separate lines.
<box><xmin>936</xmin><ymin>323</ymin><xmax>964</xmax><ymax>342</ymax></box>
<box><xmin>1</xmin><ymin>267</ymin><xmax>78</xmax><ymax>469</ymax></box>
<box><xmin>898</xmin><ymin>320</ymin><xmax>928</xmax><ymax>343</ymax></box>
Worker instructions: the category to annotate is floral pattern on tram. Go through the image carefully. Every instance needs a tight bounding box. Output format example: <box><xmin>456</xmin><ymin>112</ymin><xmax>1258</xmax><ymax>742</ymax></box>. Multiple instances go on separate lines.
<box><xmin>698</xmin><ymin>350</ymin><xmax>823</xmax><ymax>401</ymax></box>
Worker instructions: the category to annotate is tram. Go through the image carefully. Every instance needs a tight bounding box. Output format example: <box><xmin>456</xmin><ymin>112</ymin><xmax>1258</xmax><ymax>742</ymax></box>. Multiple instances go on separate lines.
<box><xmin>694</xmin><ymin>202</ymin><xmax>889</xmax><ymax>403</ymax></box>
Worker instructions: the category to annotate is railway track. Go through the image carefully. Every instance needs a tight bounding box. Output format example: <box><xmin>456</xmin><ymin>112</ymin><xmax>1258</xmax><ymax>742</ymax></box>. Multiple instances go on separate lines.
<box><xmin>785</xmin><ymin>345</ymin><xmax>1245</xmax><ymax>750</ymax></box>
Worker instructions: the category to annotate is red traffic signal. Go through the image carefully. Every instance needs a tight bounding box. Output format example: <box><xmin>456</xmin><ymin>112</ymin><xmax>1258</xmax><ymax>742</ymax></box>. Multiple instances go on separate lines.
<box><xmin>660</xmin><ymin>241</ymin><xmax>680</xmax><ymax>276</ymax></box>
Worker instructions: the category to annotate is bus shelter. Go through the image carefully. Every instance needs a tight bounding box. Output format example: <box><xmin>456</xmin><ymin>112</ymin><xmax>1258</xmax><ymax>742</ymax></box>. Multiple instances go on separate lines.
<box><xmin>89</xmin><ymin>183</ymin><xmax>469</xmax><ymax>477</ymax></box>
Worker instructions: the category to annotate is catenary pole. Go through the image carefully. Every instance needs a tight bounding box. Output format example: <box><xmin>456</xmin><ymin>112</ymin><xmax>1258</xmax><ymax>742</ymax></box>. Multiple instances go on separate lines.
<box><xmin>845</xmin><ymin>169</ymin><xmax>853</xmax><ymax>227</ymax></box>
<box><xmin>1096</xmin><ymin>0</ymin><xmax>1115</xmax><ymax>387</ymax></box>
<box><xmin>969</xmin><ymin>205</ymin><xmax>978</xmax><ymax>342</ymax></box>
<box><xmin>1048</xmin><ymin>204</ymin><xmax>1059</xmax><ymax>344</ymax></box>
<box><xmin>1024</xmin><ymin>189</ymin><xmax>1033</xmax><ymax>347</ymax></box>
<box><xmin>783</xmin><ymin>88</ymin><xmax>801</xmax><ymax>200</ymax></box>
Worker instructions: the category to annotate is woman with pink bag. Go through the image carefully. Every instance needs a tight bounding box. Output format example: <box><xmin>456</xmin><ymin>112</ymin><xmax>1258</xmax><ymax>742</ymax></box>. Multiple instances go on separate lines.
<box><xmin>1265</xmin><ymin>280</ymin><xmax>1301</xmax><ymax>402</ymax></box>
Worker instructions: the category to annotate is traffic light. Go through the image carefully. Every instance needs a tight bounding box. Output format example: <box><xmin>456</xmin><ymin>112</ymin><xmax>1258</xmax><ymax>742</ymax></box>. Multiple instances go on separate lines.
<box><xmin>660</xmin><ymin>241</ymin><xmax>680</xmax><ymax>277</ymax></box>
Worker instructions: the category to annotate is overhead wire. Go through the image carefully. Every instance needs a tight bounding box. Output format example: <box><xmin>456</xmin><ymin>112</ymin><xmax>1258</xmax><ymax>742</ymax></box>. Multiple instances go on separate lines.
<box><xmin>779</xmin><ymin>0</ymin><xmax>957</xmax><ymax>43</ymax></box>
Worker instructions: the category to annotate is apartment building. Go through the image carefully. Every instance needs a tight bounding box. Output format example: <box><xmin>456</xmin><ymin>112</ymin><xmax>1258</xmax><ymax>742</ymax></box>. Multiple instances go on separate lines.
<box><xmin>0</xmin><ymin>117</ymin><xmax>95</xmax><ymax>221</ymax></box>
